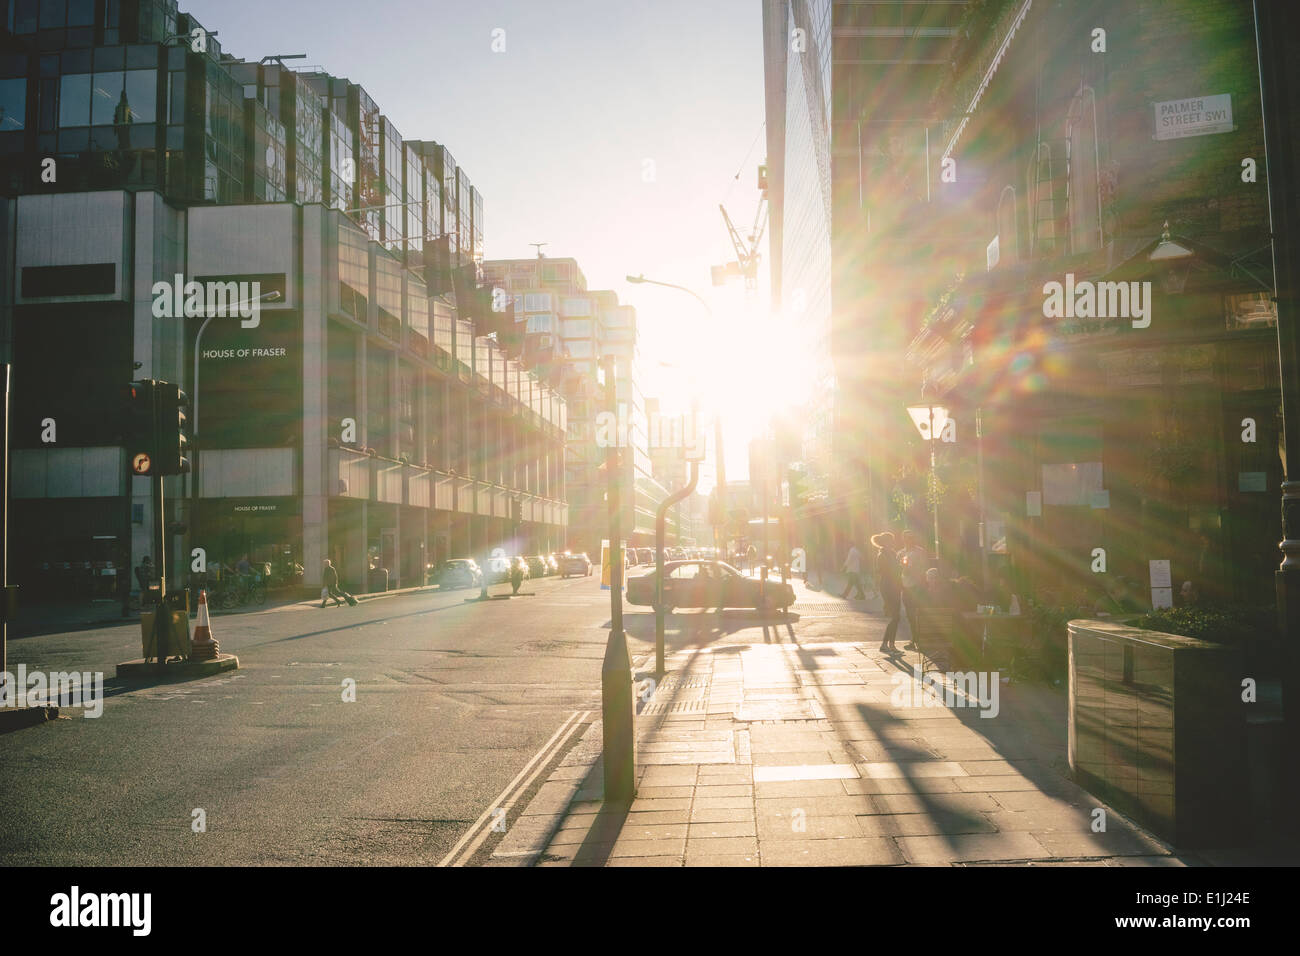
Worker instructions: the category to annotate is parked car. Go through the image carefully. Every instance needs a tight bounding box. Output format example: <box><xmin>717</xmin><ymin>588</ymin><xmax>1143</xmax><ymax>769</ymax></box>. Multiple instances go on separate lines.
<box><xmin>526</xmin><ymin>555</ymin><xmax>548</xmax><ymax>578</ymax></box>
<box><xmin>510</xmin><ymin>556</ymin><xmax>532</xmax><ymax>581</ymax></box>
<box><xmin>626</xmin><ymin>560</ymin><xmax>794</xmax><ymax>613</ymax></box>
<box><xmin>560</xmin><ymin>552</ymin><xmax>592</xmax><ymax>578</ymax></box>
<box><xmin>434</xmin><ymin>558</ymin><xmax>482</xmax><ymax>590</ymax></box>
<box><xmin>545</xmin><ymin>554</ymin><xmax>560</xmax><ymax>575</ymax></box>
<box><xmin>483</xmin><ymin>551</ymin><xmax>512</xmax><ymax>584</ymax></box>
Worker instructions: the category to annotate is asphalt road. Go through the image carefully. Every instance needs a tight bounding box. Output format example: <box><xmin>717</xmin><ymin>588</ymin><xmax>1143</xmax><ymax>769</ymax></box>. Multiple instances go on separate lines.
<box><xmin>0</xmin><ymin>574</ymin><xmax>623</xmax><ymax>866</ymax></box>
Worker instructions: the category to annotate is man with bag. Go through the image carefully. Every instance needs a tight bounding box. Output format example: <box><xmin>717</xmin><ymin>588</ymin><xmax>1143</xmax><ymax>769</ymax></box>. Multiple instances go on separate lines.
<box><xmin>320</xmin><ymin>559</ymin><xmax>352</xmax><ymax>608</ymax></box>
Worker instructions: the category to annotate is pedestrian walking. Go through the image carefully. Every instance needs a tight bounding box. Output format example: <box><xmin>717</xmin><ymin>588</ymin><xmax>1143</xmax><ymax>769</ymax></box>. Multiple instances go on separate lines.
<box><xmin>873</xmin><ymin>532</ymin><xmax>902</xmax><ymax>651</ymax></box>
<box><xmin>320</xmin><ymin>559</ymin><xmax>352</xmax><ymax>608</ymax></box>
<box><xmin>840</xmin><ymin>542</ymin><xmax>866</xmax><ymax>600</ymax></box>
<box><xmin>897</xmin><ymin>530</ymin><xmax>928</xmax><ymax>649</ymax></box>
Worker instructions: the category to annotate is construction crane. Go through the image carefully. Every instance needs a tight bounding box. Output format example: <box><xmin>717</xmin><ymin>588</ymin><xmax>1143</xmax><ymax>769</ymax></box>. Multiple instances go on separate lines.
<box><xmin>713</xmin><ymin>164</ymin><xmax>768</xmax><ymax>296</ymax></box>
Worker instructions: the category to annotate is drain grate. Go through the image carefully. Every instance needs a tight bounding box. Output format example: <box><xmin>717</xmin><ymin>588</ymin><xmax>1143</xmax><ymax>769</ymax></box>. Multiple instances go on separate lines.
<box><xmin>640</xmin><ymin>699</ymin><xmax>708</xmax><ymax>716</ymax></box>
<box><xmin>655</xmin><ymin>675</ymin><xmax>712</xmax><ymax>690</ymax></box>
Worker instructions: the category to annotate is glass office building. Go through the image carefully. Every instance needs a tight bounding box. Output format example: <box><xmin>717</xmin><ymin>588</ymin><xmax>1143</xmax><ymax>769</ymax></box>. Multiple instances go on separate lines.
<box><xmin>763</xmin><ymin>0</ymin><xmax>835</xmax><ymax>514</ymax></box>
<box><xmin>0</xmin><ymin>0</ymin><xmax>566</xmax><ymax>602</ymax></box>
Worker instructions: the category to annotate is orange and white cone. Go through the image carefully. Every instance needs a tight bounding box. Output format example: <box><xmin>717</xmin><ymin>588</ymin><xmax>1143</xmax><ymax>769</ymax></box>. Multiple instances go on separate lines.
<box><xmin>190</xmin><ymin>589</ymin><xmax>219</xmax><ymax>660</ymax></box>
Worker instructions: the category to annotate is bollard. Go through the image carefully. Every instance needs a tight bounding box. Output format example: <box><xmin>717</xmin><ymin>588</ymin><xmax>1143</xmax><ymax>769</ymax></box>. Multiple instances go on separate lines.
<box><xmin>602</xmin><ymin>626</ymin><xmax>636</xmax><ymax>803</ymax></box>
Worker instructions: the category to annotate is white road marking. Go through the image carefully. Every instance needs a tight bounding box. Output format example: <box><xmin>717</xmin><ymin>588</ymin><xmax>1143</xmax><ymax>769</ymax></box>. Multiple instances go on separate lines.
<box><xmin>438</xmin><ymin>709</ymin><xmax>588</xmax><ymax>867</ymax></box>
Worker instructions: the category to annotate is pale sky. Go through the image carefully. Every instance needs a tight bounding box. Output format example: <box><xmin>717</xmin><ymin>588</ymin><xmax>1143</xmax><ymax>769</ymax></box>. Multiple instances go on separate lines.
<box><xmin>183</xmin><ymin>0</ymin><xmax>784</xmax><ymax>482</ymax></box>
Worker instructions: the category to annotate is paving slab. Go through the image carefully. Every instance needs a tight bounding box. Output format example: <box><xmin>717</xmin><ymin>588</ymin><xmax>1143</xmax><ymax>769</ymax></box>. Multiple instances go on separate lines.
<box><xmin>896</xmin><ymin>832</ymin><xmax>1055</xmax><ymax>864</ymax></box>
<box><xmin>508</xmin><ymin>614</ymin><xmax>1196</xmax><ymax>867</ymax></box>
<box><xmin>761</xmin><ymin>837</ymin><xmax>907</xmax><ymax>867</ymax></box>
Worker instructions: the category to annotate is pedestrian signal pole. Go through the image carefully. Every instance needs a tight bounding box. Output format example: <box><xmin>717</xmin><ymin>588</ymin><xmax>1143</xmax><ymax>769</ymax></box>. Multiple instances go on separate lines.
<box><xmin>126</xmin><ymin>380</ymin><xmax>190</xmax><ymax>667</ymax></box>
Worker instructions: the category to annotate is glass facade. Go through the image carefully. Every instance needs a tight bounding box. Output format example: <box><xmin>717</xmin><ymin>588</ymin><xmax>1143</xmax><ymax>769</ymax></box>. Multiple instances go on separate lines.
<box><xmin>245</xmin><ymin>97</ymin><xmax>286</xmax><ymax>201</ymax></box>
<box><xmin>376</xmin><ymin>251</ymin><xmax>401</xmax><ymax>339</ymax></box>
<box><xmin>289</xmin><ymin>73</ymin><xmax>322</xmax><ymax>205</ymax></box>
<box><xmin>351</xmin><ymin>84</ymin><xmax>381</xmax><ymax>240</ymax></box>
<box><xmin>456</xmin><ymin>167</ymin><xmax>470</xmax><ymax>263</ymax></box>
<box><xmin>200</xmin><ymin>53</ymin><xmax>244</xmax><ymax>201</ymax></box>
<box><xmin>338</xmin><ymin>222</ymin><xmax>369</xmax><ymax>319</ymax></box>
<box><xmin>470</xmin><ymin>184</ymin><xmax>483</xmax><ymax>264</ymax></box>
<box><xmin>380</xmin><ymin>115</ymin><xmax>402</xmax><ymax>252</ymax></box>
<box><xmin>325</xmin><ymin>105</ymin><xmax>352</xmax><ymax>212</ymax></box>
<box><xmin>777</xmin><ymin>0</ymin><xmax>834</xmax><ymax>481</ymax></box>
<box><xmin>439</xmin><ymin>145</ymin><xmax>458</xmax><ymax>260</ymax></box>
<box><xmin>403</xmin><ymin>142</ymin><xmax>423</xmax><ymax>259</ymax></box>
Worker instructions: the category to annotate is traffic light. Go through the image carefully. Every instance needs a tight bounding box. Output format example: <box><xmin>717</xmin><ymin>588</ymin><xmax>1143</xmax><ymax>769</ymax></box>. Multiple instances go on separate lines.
<box><xmin>123</xmin><ymin>380</ymin><xmax>157</xmax><ymax>476</ymax></box>
<box><xmin>153</xmin><ymin>382</ymin><xmax>190</xmax><ymax>476</ymax></box>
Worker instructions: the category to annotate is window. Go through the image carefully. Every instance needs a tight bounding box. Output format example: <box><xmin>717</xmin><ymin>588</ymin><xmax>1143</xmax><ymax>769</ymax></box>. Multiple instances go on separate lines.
<box><xmin>38</xmin><ymin>0</ymin><xmax>64</xmax><ymax>27</ymax></box>
<box><xmin>59</xmin><ymin>73</ymin><xmax>90</xmax><ymax>126</ymax></box>
<box><xmin>524</xmin><ymin>292</ymin><xmax>551</xmax><ymax>312</ymax></box>
<box><xmin>525</xmin><ymin>313</ymin><xmax>553</xmax><ymax>334</ymax></box>
<box><xmin>668</xmin><ymin>564</ymin><xmax>700</xmax><ymax>580</ymax></box>
<box><xmin>123</xmin><ymin>70</ymin><xmax>155</xmax><ymax>123</ymax></box>
<box><xmin>561</xmin><ymin>296</ymin><xmax>591</xmax><ymax>317</ymax></box>
<box><xmin>1225</xmin><ymin>292</ymin><xmax>1276</xmax><ymax>330</ymax></box>
<box><xmin>67</xmin><ymin>0</ymin><xmax>93</xmax><ymax>26</ymax></box>
<box><xmin>0</xmin><ymin>78</ymin><xmax>25</xmax><ymax>131</ymax></box>
<box><xmin>563</xmin><ymin>318</ymin><xmax>592</xmax><ymax>339</ymax></box>
<box><xmin>11</xmin><ymin>0</ymin><xmax>38</xmax><ymax>33</ymax></box>
<box><xmin>565</xmin><ymin>340</ymin><xmax>592</xmax><ymax>358</ymax></box>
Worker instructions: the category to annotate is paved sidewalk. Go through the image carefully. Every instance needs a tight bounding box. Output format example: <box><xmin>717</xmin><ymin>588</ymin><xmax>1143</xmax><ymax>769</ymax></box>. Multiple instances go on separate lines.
<box><xmin>490</xmin><ymin>583</ymin><xmax>1198</xmax><ymax>867</ymax></box>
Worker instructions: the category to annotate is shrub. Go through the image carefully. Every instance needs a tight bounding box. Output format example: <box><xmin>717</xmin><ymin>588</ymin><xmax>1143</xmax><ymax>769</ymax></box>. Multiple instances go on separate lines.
<box><xmin>1139</xmin><ymin>605</ymin><xmax>1272</xmax><ymax>646</ymax></box>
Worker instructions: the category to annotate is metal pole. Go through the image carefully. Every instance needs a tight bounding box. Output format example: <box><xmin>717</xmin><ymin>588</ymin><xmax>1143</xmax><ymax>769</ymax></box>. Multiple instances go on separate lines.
<box><xmin>977</xmin><ymin>406</ymin><xmax>988</xmax><ymax>594</ymax></box>
<box><xmin>715</xmin><ymin>417</ymin><xmax>727</xmax><ymax>559</ymax></box>
<box><xmin>1</xmin><ymin>364</ymin><xmax>9</xmax><ymax>678</ymax></box>
<box><xmin>152</xmin><ymin>413</ymin><xmax>169</xmax><ymax>671</ymax></box>
<box><xmin>190</xmin><ymin>314</ymin><xmax>216</xmax><ymax>611</ymax></box>
<box><xmin>760</xmin><ymin>478</ymin><xmax>769</xmax><ymax>604</ymax></box>
<box><xmin>656</xmin><ymin>460</ymin><xmax>700</xmax><ymax>675</ymax></box>
<box><xmin>1255</xmin><ymin>0</ymin><xmax>1300</xmax><ymax>842</ymax></box>
<box><xmin>929</xmin><ymin>405</ymin><xmax>939</xmax><ymax>559</ymax></box>
<box><xmin>602</xmin><ymin>356</ymin><xmax>635</xmax><ymax>802</ymax></box>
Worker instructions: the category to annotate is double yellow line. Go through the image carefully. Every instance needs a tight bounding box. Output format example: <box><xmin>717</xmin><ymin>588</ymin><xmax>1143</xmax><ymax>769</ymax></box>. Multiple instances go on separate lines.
<box><xmin>437</xmin><ymin>709</ymin><xmax>592</xmax><ymax>867</ymax></box>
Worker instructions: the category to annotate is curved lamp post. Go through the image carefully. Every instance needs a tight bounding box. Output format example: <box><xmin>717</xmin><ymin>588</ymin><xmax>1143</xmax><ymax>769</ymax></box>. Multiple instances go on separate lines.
<box><xmin>625</xmin><ymin>274</ymin><xmax>729</xmax><ymax>557</ymax></box>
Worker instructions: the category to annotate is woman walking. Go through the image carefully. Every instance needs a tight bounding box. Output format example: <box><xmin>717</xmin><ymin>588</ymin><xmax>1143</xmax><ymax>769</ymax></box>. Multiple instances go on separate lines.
<box><xmin>872</xmin><ymin>532</ymin><xmax>903</xmax><ymax>652</ymax></box>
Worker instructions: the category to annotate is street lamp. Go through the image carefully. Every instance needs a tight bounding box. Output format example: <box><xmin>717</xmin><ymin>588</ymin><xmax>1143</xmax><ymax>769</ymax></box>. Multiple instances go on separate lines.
<box><xmin>624</xmin><ymin>273</ymin><xmax>729</xmax><ymax>558</ymax></box>
<box><xmin>905</xmin><ymin>399</ymin><xmax>950</xmax><ymax>559</ymax></box>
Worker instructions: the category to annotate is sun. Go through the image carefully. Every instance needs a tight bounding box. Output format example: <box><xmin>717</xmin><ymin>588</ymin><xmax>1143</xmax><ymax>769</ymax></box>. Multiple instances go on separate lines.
<box><xmin>689</xmin><ymin>289</ymin><xmax>817</xmax><ymax>474</ymax></box>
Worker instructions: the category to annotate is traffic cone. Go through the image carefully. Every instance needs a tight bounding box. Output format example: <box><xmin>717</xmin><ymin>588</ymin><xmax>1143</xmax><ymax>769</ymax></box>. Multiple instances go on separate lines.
<box><xmin>190</xmin><ymin>589</ymin><xmax>219</xmax><ymax>661</ymax></box>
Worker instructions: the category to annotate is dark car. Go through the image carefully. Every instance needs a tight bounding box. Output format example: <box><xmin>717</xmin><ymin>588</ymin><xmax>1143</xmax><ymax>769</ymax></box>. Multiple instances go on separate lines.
<box><xmin>434</xmin><ymin>558</ymin><xmax>482</xmax><ymax>590</ymax></box>
<box><xmin>510</xmin><ymin>556</ymin><xmax>531</xmax><ymax>580</ymax></box>
<box><xmin>626</xmin><ymin>560</ymin><xmax>794</xmax><ymax>613</ymax></box>
<box><xmin>545</xmin><ymin>554</ymin><xmax>560</xmax><ymax>575</ymax></box>
<box><xmin>526</xmin><ymin>555</ymin><xmax>548</xmax><ymax>578</ymax></box>
<box><xmin>560</xmin><ymin>552</ymin><xmax>592</xmax><ymax>577</ymax></box>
